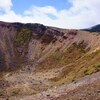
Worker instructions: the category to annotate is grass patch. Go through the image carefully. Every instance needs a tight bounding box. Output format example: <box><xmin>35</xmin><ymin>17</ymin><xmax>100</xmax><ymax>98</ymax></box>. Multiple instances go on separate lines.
<box><xmin>83</xmin><ymin>64</ymin><xmax>100</xmax><ymax>76</ymax></box>
<box><xmin>95</xmin><ymin>64</ymin><xmax>100</xmax><ymax>68</ymax></box>
<box><xmin>94</xmin><ymin>63</ymin><xmax>100</xmax><ymax>71</ymax></box>
<box><xmin>84</xmin><ymin>69</ymin><xmax>90</xmax><ymax>75</ymax></box>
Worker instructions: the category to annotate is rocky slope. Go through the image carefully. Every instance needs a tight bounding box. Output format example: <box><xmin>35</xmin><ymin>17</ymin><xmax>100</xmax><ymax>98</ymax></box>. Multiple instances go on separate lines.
<box><xmin>0</xmin><ymin>21</ymin><xmax>100</xmax><ymax>99</ymax></box>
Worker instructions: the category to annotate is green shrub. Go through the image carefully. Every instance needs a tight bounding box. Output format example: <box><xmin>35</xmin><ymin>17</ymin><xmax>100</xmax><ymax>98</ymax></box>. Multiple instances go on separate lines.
<box><xmin>84</xmin><ymin>69</ymin><xmax>90</xmax><ymax>75</ymax></box>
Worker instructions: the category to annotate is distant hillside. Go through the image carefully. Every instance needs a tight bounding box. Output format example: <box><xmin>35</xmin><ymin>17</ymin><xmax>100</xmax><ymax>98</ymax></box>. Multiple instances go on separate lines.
<box><xmin>83</xmin><ymin>24</ymin><xmax>100</xmax><ymax>32</ymax></box>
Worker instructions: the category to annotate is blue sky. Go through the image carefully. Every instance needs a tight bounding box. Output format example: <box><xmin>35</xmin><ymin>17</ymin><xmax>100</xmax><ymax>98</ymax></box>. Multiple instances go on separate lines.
<box><xmin>12</xmin><ymin>0</ymin><xmax>71</xmax><ymax>14</ymax></box>
<box><xmin>0</xmin><ymin>0</ymin><xmax>100</xmax><ymax>29</ymax></box>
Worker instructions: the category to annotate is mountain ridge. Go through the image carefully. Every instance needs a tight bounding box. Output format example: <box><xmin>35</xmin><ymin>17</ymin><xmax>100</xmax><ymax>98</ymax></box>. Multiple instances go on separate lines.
<box><xmin>83</xmin><ymin>24</ymin><xmax>100</xmax><ymax>32</ymax></box>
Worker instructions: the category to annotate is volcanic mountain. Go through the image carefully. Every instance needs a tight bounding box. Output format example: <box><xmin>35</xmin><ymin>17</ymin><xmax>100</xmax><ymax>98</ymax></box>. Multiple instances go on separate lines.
<box><xmin>0</xmin><ymin>21</ymin><xmax>100</xmax><ymax>100</ymax></box>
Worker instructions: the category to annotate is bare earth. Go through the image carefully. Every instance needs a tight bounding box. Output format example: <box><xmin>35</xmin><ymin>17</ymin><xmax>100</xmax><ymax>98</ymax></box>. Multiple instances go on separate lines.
<box><xmin>3</xmin><ymin>72</ymin><xmax>99</xmax><ymax>100</ymax></box>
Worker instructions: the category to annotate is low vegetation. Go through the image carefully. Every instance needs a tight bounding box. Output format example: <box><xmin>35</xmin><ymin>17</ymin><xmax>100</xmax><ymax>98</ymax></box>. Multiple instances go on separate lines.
<box><xmin>0</xmin><ymin>92</ymin><xmax>4</xmax><ymax>97</ymax></box>
<box><xmin>11</xmin><ymin>89</ymin><xmax>20</xmax><ymax>96</ymax></box>
<box><xmin>15</xmin><ymin>28</ymin><xmax>32</xmax><ymax>46</ymax></box>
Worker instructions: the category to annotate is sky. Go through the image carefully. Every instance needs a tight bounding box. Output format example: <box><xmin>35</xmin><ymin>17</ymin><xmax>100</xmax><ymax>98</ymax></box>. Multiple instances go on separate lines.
<box><xmin>0</xmin><ymin>0</ymin><xmax>100</xmax><ymax>29</ymax></box>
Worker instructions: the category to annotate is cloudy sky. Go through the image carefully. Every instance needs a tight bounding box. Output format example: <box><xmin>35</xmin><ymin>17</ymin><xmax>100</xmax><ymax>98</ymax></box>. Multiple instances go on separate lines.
<box><xmin>0</xmin><ymin>0</ymin><xmax>100</xmax><ymax>29</ymax></box>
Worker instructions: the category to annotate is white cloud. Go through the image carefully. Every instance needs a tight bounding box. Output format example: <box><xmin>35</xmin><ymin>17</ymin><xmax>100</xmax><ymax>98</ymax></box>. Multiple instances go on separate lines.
<box><xmin>0</xmin><ymin>0</ymin><xmax>12</xmax><ymax>12</ymax></box>
<box><xmin>24</xmin><ymin>6</ymin><xmax>58</xmax><ymax>16</ymax></box>
<box><xmin>0</xmin><ymin>0</ymin><xmax>100</xmax><ymax>29</ymax></box>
